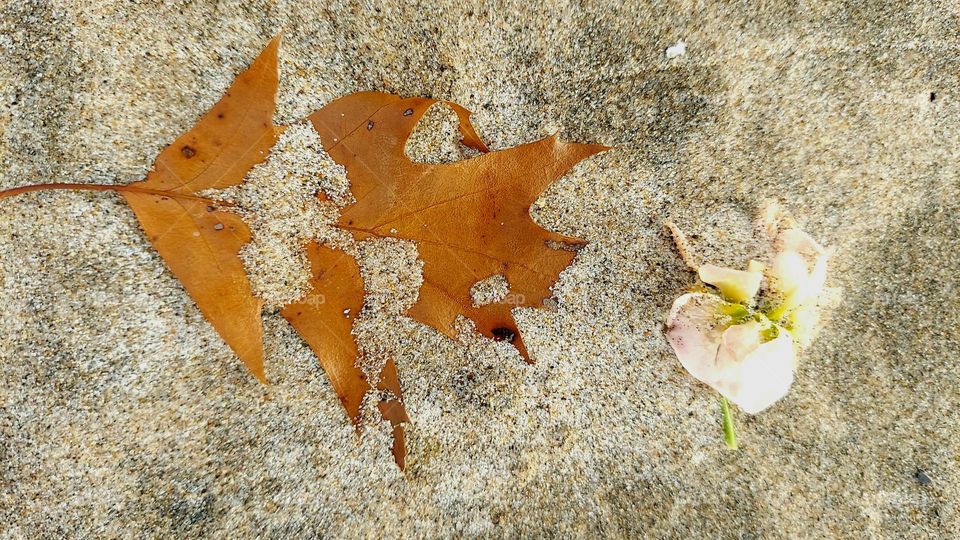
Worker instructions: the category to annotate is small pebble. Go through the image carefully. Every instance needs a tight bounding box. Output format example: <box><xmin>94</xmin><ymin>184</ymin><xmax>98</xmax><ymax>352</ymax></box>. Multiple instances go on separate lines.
<box><xmin>666</xmin><ymin>41</ymin><xmax>686</xmax><ymax>59</ymax></box>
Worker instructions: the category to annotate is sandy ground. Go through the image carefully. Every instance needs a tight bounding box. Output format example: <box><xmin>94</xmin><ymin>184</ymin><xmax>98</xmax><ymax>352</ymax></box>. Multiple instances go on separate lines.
<box><xmin>1</xmin><ymin>1</ymin><xmax>959</xmax><ymax>537</ymax></box>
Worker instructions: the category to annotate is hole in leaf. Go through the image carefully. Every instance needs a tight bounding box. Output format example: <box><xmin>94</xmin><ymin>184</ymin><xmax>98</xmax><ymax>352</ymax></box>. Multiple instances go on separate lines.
<box><xmin>471</xmin><ymin>274</ymin><xmax>509</xmax><ymax>306</ymax></box>
<box><xmin>491</xmin><ymin>327</ymin><xmax>517</xmax><ymax>343</ymax></box>
<box><xmin>404</xmin><ymin>103</ymin><xmax>482</xmax><ymax>164</ymax></box>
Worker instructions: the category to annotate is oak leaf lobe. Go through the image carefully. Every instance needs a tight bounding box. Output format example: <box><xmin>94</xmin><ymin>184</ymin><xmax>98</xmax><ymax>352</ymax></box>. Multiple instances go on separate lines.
<box><xmin>119</xmin><ymin>36</ymin><xmax>284</xmax><ymax>382</ymax></box>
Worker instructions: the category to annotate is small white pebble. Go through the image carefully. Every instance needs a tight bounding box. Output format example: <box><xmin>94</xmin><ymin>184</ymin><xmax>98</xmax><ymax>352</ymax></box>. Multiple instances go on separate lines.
<box><xmin>665</xmin><ymin>41</ymin><xmax>686</xmax><ymax>59</ymax></box>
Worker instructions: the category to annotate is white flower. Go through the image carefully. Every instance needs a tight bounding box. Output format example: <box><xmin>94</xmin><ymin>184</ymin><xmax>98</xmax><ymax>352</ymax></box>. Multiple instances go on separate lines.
<box><xmin>664</xmin><ymin>204</ymin><xmax>833</xmax><ymax>414</ymax></box>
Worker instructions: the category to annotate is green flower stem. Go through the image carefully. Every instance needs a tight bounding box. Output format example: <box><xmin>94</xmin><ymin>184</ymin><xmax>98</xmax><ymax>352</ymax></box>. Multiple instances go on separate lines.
<box><xmin>720</xmin><ymin>396</ymin><xmax>739</xmax><ymax>450</ymax></box>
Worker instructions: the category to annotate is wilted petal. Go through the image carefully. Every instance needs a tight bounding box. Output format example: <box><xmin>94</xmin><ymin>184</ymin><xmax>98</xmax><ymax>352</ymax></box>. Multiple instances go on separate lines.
<box><xmin>779</xmin><ymin>228</ymin><xmax>824</xmax><ymax>256</ymax></box>
<box><xmin>665</xmin><ymin>293</ymin><xmax>728</xmax><ymax>384</ymax></box>
<box><xmin>788</xmin><ymin>299</ymin><xmax>822</xmax><ymax>347</ymax></box>
<box><xmin>769</xmin><ymin>228</ymin><xmax>830</xmax><ymax>319</ymax></box>
<box><xmin>698</xmin><ymin>263</ymin><xmax>763</xmax><ymax>304</ymax></box>
<box><xmin>805</xmin><ymin>255</ymin><xmax>828</xmax><ymax>301</ymax></box>
<box><xmin>771</xmin><ymin>250</ymin><xmax>810</xmax><ymax>297</ymax></box>
<box><xmin>717</xmin><ymin>320</ymin><xmax>764</xmax><ymax>365</ymax></box>
<box><xmin>715</xmin><ymin>324</ymin><xmax>795</xmax><ymax>414</ymax></box>
<box><xmin>666</xmin><ymin>297</ymin><xmax>796</xmax><ymax>414</ymax></box>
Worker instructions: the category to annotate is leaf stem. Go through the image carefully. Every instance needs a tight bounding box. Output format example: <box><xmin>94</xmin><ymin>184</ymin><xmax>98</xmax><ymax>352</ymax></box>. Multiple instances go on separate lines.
<box><xmin>0</xmin><ymin>182</ymin><xmax>125</xmax><ymax>199</ymax></box>
<box><xmin>0</xmin><ymin>182</ymin><xmax>232</xmax><ymax>206</ymax></box>
<box><xmin>720</xmin><ymin>396</ymin><xmax>739</xmax><ymax>450</ymax></box>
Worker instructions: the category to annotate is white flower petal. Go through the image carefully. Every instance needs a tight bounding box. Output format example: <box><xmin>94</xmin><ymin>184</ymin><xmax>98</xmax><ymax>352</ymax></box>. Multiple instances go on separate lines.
<box><xmin>769</xmin><ymin>227</ymin><xmax>831</xmax><ymax>321</ymax></box>
<box><xmin>665</xmin><ymin>293</ymin><xmax>728</xmax><ymax>384</ymax></box>
<box><xmin>698</xmin><ymin>263</ymin><xmax>763</xmax><ymax>303</ymax></box>
<box><xmin>716</xmin><ymin>327</ymin><xmax>795</xmax><ymax>414</ymax></box>
<box><xmin>717</xmin><ymin>320</ymin><xmax>764</xmax><ymax>365</ymax></box>
<box><xmin>804</xmin><ymin>254</ymin><xmax>828</xmax><ymax>301</ymax></box>
<box><xmin>771</xmin><ymin>250</ymin><xmax>809</xmax><ymax>296</ymax></box>
<box><xmin>666</xmin><ymin>296</ymin><xmax>796</xmax><ymax>414</ymax></box>
<box><xmin>789</xmin><ymin>301</ymin><xmax>821</xmax><ymax>347</ymax></box>
<box><xmin>779</xmin><ymin>228</ymin><xmax>824</xmax><ymax>256</ymax></box>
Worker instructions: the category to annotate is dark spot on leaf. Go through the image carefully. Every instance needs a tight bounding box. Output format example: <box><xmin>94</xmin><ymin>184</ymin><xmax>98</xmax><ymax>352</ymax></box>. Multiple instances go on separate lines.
<box><xmin>217</xmin><ymin>113</ymin><xmax>225</xmax><ymax>119</ymax></box>
<box><xmin>403</xmin><ymin>108</ymin><xmax>414</xmax><ymax>116</ymax></box>
<box><xmin>181</xmin><ymin>145</ymin><xmax>197</xmax><ymax>158</ymax></box>
<box><xmin>367</xmin><ymin>120</ymin><xmax>375</xmax><ymax>130</ymax></box>
<box><xmin>491</xmin><ymin>327</ymin><xmax>516</xmax><ymax>343</ymax></box>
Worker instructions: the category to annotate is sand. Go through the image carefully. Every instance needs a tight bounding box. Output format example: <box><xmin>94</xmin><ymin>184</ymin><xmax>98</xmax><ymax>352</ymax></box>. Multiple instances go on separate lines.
<box><xmin>1</xmin><ymin>1</ymin><xmax>958</xmax><ymax>537</ymax></box>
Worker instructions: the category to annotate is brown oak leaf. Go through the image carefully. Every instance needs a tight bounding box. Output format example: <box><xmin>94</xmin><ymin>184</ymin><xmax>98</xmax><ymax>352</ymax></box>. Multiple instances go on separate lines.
<box><xmin>0</xmin><ymin>37</ymin><xmax>283</xmax><ymax>382</ymax></box>
<box><xmin>309</xmin><ymin>93</ymin><xmax>608</xmax><ymax>359</ymax></box>
<box><xmin>119</xmin><ymin>38</ymin><xmax>284</xmax><ymax>382</ymax></box>
<box><xmin>0</xmin><ymin>38</ymin><xmax>606</xmax><ymax>470</ymax></box>
<box><xmin>0</xmin><ymin>37</ymin><xmax>410</xmax><ymax>467</ymax></box>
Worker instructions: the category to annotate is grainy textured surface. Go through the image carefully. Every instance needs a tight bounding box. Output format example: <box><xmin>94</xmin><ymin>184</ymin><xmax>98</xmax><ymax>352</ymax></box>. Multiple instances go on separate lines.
<box><xmin>1</xmin><ymin>1</ymin><xmax>958</xmax><ymax>538</ymax></box>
